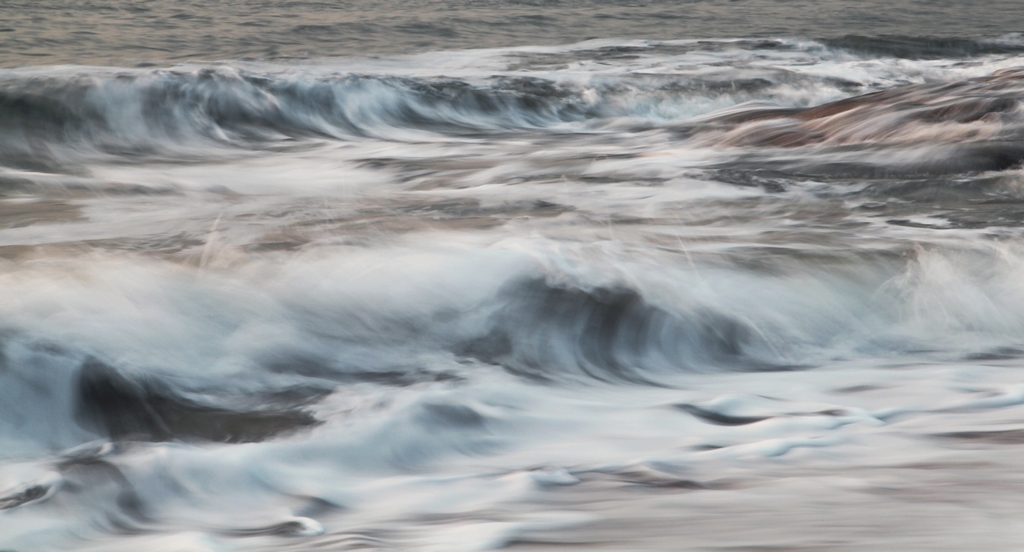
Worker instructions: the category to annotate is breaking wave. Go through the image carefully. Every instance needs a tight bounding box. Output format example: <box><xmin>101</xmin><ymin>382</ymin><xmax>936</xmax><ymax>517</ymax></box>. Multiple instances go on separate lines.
<box><xmin>6</xmin><ymin>35</ymin><xmax>1024</xmax><ymax>551</ymax></box>
<box><xmin>2</xmin><ymin>47</ymin><xmax>1024</xmax><ymax>178</ymax></box>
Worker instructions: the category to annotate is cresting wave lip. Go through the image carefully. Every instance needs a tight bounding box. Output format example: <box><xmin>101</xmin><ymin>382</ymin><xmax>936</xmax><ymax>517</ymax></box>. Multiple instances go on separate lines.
<box><xmin>455</xmin><ymin>277</ymin><xmax>780</xmax><ymax>385</ymax></box>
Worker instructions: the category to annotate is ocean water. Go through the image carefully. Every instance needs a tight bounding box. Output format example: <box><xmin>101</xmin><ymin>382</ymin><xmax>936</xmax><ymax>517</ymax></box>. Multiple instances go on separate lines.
<box><xmin>3</xmin><ymin>2</ymin><xmax>1024</xmax><ymax>551</ymax></box>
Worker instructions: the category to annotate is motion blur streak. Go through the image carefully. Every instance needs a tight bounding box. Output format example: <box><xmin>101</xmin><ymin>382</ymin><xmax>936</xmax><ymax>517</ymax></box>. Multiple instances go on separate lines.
<box><xmin>4</xmin><ymin>4</ymin><xmax>1024</xmax><ymax>550</ymax></box>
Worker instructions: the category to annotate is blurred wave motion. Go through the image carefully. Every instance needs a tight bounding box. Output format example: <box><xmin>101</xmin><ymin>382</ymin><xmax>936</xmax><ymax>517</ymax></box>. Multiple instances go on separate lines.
<box><xmin>3</xmin><ymin>9</ymin><xmax>1024</xmax><ymax>550</ymax></box>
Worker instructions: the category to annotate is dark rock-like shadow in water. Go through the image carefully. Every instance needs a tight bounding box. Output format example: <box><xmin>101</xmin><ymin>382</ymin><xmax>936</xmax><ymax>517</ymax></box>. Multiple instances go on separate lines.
<box><xmin>74</xmin><ymin>358</ymin><xmax>328</xmax><ymax>443</ymax></box>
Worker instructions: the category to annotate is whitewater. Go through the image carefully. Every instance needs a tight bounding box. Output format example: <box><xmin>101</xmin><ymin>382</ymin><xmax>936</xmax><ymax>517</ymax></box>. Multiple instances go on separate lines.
<box><xmin>5</xmin><ymin>32</ymin><xmax>1024</xmax><ymax>551</ymax></box>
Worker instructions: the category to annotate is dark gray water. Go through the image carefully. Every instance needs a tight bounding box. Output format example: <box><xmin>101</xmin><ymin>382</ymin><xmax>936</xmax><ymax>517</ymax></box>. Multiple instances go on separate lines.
<box><xmin>1</xmin><ymin>0</ymin><xmax>1024</xmax><ymax>66</ymax></box>
<box><xmin>3</xmin><ymin>2</ymin><xmax>1024</xmax><ymax>551</ymax></box>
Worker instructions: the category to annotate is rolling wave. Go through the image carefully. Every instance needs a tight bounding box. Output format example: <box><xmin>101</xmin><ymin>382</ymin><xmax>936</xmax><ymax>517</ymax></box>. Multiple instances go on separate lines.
<box><xmin>0</xmin><ymin>70</ymin><xmax>593</xmax><ymax>158</ymax></box>
<box><xmin>2</xmin><ymin>56</ymin><xmax>1023</xmax><ymax>178</ymax></box>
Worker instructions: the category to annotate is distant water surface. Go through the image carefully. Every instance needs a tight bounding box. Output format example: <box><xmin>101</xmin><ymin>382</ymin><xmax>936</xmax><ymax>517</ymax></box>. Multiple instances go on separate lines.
<box><xmin>0</xmin><ymin>0</ymin><xmax>1023</xmax><ymax>66</ymax></box>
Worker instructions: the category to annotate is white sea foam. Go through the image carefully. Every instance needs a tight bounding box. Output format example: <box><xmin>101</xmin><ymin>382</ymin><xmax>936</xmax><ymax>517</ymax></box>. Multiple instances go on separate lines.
<box><xmin>3</xmin><ymin>38</ymin><xmax>1024</xmax><ymax>551</ymax></box>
